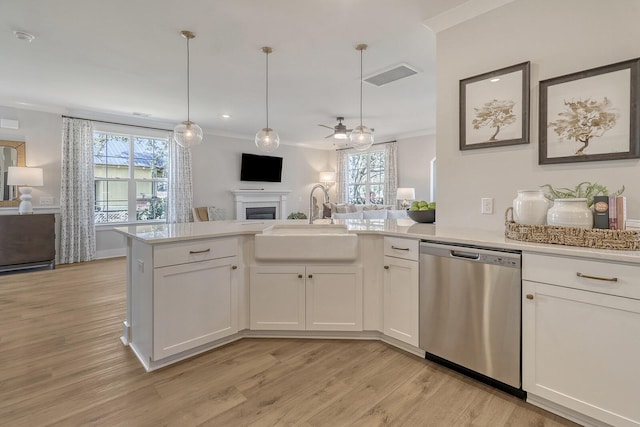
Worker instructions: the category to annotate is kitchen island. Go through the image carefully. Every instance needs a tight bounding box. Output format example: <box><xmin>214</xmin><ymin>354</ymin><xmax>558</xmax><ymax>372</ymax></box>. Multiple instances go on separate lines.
<box><xmin>116</xmin><ymin>219</ymin><xmax>640</xmax><ymax>427</ymax></box>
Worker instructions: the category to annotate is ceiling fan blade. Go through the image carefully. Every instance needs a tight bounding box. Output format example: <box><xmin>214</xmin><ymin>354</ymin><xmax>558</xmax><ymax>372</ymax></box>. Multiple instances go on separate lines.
<box><xmin>318</xmin><ymin>124</ymin><xmax>334</xmax><ymax>130</ymax></box>
<box><xmin>325</xmin><ymin>133</ymin><xmax>334</xmax><ymax>138</ymax></box>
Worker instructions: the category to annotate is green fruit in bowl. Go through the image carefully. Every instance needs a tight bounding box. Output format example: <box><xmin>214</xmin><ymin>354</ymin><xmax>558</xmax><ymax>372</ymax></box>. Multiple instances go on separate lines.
<box><xmin>411</xmin><ymin>201</ymin><xmax>420</xmax><ymax>208</ymax></box>
<box><xmin>419</xmin><ymin>207</ymin><xmax>429</xmax><ymax>211</ymax></box>
<box><xmin>409</xmin><ymin>206</ymin><xmax>420</xmax><ymax>211</ymax></box>
<box><xmin>427</xmin><ymin>202</ymin><xmax>436</xmax><ymax>210</ymax></box>
<box><xmin>419</xmin><ymin>201</ymin><xmax>428</xmax><ymax>208</ymax></box>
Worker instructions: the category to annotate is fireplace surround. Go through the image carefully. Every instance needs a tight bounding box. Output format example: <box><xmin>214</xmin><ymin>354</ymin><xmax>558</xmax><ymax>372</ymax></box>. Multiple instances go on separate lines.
<box><xmin>232</xmin><ymin>189</ymin><xmax>291</xmax><ymax>220</ymax></box>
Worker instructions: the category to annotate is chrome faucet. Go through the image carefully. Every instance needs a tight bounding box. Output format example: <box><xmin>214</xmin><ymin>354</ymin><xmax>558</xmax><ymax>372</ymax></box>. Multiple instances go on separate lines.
<box><xmin>309</xmin><ymin>183</ymin><xmax>330</xmax><ymax>224</ymax></box>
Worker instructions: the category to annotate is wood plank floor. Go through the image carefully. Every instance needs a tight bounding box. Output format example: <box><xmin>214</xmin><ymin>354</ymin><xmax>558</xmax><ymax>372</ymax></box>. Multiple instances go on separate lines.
<box><xmin>0</xmin><ymin>258</ymin><xmax>579</xmax><ymax>427</ymax></box>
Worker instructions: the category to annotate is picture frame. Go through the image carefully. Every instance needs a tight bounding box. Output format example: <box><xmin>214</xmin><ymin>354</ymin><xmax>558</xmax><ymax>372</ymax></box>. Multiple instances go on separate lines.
<box><xmin>459</xmin><ymin>61</ymin><xmax>530</xmax><ymax>150</ymax></box>
<box><xmin>539</xmin><ymin>58</ymin><xmax>640</xmax><ymax>164</ymax></box>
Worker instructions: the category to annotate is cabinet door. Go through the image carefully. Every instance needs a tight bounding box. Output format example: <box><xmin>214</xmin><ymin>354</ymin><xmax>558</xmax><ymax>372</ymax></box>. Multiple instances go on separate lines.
<box><xmin>523</xmin><ymin>280</ymin><xmax>640</xmax><ymax>427</ymax></box>
<box><xmin>153</xmin><ymin>257</ymin><xmax>238</xmax><ymax>360</ymax></box>
<box><xmin>250</xmin><ymin>265</ymin><xmax>306</xmax><ymax>330</ymax></box>
<box><xmin>306</xmin><ymin>265</ymin><xmax>363</xmax><ymax>331</ymax></box>
<box><xmin>383</xmin><ymin>256</ymin><xmax>419</xmax><ymax>346</ymax></box>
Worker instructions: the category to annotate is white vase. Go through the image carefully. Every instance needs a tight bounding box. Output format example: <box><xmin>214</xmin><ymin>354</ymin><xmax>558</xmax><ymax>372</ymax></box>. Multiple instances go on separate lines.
<box><xmin>512</xmin><ymin>190</ymin><xmax>549</xmax><ymax>225</ymax></box>
<box><xmin>547</xmin><ymin>198</ymin><xmax>593</xmax><ymax>228</ymax></box>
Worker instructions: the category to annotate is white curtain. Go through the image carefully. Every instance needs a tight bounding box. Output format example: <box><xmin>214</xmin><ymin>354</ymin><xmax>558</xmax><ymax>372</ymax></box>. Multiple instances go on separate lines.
<box><xmin>335</xmin><ymin>150</ymin><xmax>350</xmax><ymax>204</ymax></box>
<box><xmin>384</xmin><ymin>142</ymin><xmax>398</xmax><ymax>205</ymax></box>
<box><xmin>60</xmin><ymin>118</ymin><xmax>96</xmax><ymax>264</ymax></box>
<box><xmin>166</xmin><ymin>133</ymin><xmax>193</xmax><ymax>223</ymax></box>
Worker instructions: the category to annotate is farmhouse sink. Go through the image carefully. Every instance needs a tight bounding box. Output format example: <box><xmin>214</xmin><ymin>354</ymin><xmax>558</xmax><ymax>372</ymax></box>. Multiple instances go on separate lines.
<box><xmin>254</xmin><ymin>224</ymin><xmax>358</xmax><ymax>261</ymax></box>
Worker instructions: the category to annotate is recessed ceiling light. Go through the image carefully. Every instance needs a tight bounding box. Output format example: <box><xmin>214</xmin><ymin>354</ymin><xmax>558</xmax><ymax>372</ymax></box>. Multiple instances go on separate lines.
<box><xmin>13</xmin><ymin>30</ymin><xmax>35</xmax><ymax>43</ymax></box>
<box><xmin>221</xmin><ymin>114</ymin><xmax>231</xmax><ymax>119</ymax></box>
<box><xmin>490</xmin><ymin>78</ymin><xmax>501</xmax><ymax>83</ymax></box>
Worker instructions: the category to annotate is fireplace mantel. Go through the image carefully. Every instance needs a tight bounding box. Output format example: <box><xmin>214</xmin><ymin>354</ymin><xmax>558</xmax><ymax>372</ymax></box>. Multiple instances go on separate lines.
<box><xmin>231</xmin><ymin>189</ymin><xmax>291</xmax><ymax>220</ymax></box>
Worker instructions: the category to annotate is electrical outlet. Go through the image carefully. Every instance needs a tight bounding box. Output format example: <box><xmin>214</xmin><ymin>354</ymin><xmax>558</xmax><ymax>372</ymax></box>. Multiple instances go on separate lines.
<box><xmin>481</xmin><ymin>198</ymin><xmax>494</xmax><ymax>215</ymax></box>
<box><xmin>40</xmin><ymin>196</ymin><xmax>54</xmax><ymax>206</ymax></box>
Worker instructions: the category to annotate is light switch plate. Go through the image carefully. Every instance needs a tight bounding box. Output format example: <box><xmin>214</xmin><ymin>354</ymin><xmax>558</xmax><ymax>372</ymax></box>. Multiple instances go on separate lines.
<box><xmin>481</xmin><ymin>197</ymin><xmax>493</xmax><ymax>215</ymax></box>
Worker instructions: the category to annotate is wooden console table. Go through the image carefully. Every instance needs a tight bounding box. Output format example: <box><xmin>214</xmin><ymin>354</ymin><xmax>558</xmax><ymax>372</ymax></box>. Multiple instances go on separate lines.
<box><xmin>0</xmin><ymin>214</ymin><xmax>55</xmax><ymax>273</ymax></box>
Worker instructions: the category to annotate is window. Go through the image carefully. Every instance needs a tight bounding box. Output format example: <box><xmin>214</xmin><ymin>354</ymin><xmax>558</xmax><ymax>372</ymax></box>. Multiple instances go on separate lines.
<box><xmin>93</xmin><ymin>131</ymin><xmax>168</xmax><ymax>224</ymax></box>
<box><xmin>347</xmin><ymin>150</ymin><xmax>386</xmax><ymax>205</ymax></box>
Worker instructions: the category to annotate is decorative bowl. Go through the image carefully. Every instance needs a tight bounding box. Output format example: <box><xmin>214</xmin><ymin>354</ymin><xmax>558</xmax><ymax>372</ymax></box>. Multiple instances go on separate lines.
<box><xmin>407</xmin><ymin>209</ymin><xmax>436</xmax><ymax>223</ymax></box>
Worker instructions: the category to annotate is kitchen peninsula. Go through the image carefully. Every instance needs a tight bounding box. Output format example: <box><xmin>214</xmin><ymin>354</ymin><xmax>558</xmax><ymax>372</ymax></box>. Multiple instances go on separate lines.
<box><xmin>116</xmin><ymin>219</ymin><xmax>640</xmax><ymax>427</ymax></box>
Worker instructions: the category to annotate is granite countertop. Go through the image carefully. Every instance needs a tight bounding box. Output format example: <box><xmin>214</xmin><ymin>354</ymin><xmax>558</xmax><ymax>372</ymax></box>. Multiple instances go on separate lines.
<box><xmin>114</xmin><ymin>219</ymin><xmax>640</xmax><ymax>264</ymax></box>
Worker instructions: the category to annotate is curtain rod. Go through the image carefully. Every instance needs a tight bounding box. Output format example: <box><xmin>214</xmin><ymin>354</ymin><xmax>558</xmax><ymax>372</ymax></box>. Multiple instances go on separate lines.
<box><xmin>62</xmin><ymin>115</ymin><xmax>172</xmax><ymax>133</ymax></box>
<box><xmin>335</xmin><ymin>140</ymin><xmax>397</xmax><ymax>151</ymax></box>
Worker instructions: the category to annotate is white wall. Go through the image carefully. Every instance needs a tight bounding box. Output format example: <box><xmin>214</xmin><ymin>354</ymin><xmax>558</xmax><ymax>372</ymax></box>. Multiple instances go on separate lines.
<box><xmin>0</xmin><ymin>106</ymin><xmax>62</xmax><ymax>206</ymax></box>
<box><xmin>436</xmin><ymin>0</ymin><xmax>640</xmax><ymax>231</ymax></box>
<box><xmin>190</xmin><ymin>135</ymin><xmax>333</xmax><ymax>218</ymax></box>
<box><xmin>397</xmin><ymin>135</ymin><xmax>436</xmax><ymax>203</ymax></box>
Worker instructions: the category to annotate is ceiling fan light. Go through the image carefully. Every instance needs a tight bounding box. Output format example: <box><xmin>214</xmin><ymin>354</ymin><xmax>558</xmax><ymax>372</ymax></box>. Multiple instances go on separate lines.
<box><xmin>334</xmin><ymin>131</ymin><xmax>348</xmax><ymax>140</ymax></box>
<box><xmin>349</xmin><ymin>125</ymin><xmax>374</xmax><ymax>151</ymax></box>
<box><xmin>174</xmin><ymin>120</ymin><xmax>203</xmax><ymax>148</ymax></box>
<box><xmin>255</xmin><ymin>127</ymin><xmax>280</xmax><ymax>152</ymax></box>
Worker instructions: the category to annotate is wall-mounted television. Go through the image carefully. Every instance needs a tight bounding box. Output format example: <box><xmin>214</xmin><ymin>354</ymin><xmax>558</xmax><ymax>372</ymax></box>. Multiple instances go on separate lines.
<box><xmin>240</xmin><ymin>153</ymin><xmax>283</xmax><ymax>182</ymax></box>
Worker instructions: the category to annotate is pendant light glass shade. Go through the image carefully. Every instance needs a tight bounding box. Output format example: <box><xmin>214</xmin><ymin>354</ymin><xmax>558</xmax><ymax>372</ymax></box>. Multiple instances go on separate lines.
<box><xmin>350</xmin><ymin>125</ymin><xmax>374</xmax><ymax>150</ymax></box>
<box><xmin>256</xmin><ymin>46</ymin><xmax>279</xmax><ymax>152</ymax></box>
<box><xmin>174</xmin><ymin>30</ymin><xmax>203</xmax><ymax>149</ymax></box>
<box><xmin>174</xmin><ymin>120</ymin><xmax>203</xmax><ymax>148</ymax></box>
<box><xmin>255</xmin><ymin>127</ymin><xmax>280</xmax><ymax>153</ymax></box>
<box><xmin>349</xmin><ymin>43</ymin><xmax>374</xmax><ymax>151</ymax></box>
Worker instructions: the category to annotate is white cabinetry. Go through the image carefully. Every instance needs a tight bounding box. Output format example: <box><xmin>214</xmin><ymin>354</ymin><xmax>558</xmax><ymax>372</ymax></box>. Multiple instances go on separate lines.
<box><xmin>383</xmin><ymin>237</ymin><xmax>419</xmax><ymax>346</ymax></box>
<box><xmin>154</xmin><ymin>257</ymin><xmax>238</xmax><ymax>359</ymax></box>
<box><xmin>249</xmin><ymin>265</ymin><xmax>305</xmax><ymax>330</ymax></box>
<box><xmin>522</xmin><ymin>253</ymin><xmax>640</xmax><ymax>427</ymax></box>
<box><xmin>250</xmin><ymin>264</ymin><xmax>362</xmax><ymax>331</ymax></box>
<box><xmin>129</xmin><ymin>237</ymin><xmax>239</xmax><ymax>366</ymax></box>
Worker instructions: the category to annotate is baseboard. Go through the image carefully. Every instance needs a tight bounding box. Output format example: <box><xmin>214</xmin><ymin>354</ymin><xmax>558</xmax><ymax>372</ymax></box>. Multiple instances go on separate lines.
<box><xmin>527</xmin><ymin>394</ymin><xmax>612</xmax><ymax>427</ymax></box>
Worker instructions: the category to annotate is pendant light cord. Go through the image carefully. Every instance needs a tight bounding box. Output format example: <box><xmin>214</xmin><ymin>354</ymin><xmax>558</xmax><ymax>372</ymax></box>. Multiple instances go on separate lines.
<box><xmin>186</xmin><ymin>36</ymin><xmax>191</xmax><ymax>123</ymax></box>
<box><xmin>265</xmin><ymin>49</ymin><xmax>270</xmax><ymax>129</ymax></box>
<box><xmin>359</xmin><ymin>47</ymin><xmax>363</xmax><ymax>128</ymax></box>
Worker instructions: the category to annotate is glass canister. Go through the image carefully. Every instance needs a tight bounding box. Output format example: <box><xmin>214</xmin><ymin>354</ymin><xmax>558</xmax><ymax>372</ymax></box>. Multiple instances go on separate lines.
<box><xmin>512</xmin><ymin>190</ymin><xmax>549</xmax><ymax>225</ymax></box>
<box><xmin>546</xmin><ymin>198</ymin><xmax>593</xmax><ymax>228</ymax></box>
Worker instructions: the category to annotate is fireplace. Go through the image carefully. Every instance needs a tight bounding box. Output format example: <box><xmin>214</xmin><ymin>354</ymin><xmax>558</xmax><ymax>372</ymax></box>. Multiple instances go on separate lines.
<box><xmin>232</xmin><ymin>189</ymin><xmax>291</xmax><ymax>220</ymax></box>
<box><xmin>246</xmin><ymin>206</ymin><xmax>276</xmax><ymax>220</ymax></box>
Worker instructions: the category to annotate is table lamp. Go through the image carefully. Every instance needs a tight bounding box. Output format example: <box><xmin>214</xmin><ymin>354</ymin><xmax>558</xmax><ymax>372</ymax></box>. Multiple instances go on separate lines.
<box><xmin>7</xmin><ymin>166</ymin><xmax>44</xmax><ymax>214</ymax></box>
<box><xmin>396</xmin><ymin>187</ymin><xmax>415</xmax><ymax>209</ymax></box>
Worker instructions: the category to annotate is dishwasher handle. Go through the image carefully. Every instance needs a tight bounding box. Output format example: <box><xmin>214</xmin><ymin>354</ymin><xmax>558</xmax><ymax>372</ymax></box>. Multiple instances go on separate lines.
<box><xmin>450</xmin><ymin>250</ymin><xmax>480</xmax><ymax>260</ymax></box>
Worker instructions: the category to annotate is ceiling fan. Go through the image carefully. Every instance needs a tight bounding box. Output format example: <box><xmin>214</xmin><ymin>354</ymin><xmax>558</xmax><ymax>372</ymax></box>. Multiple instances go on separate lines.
<box><xmin>318</xmin><ymin>117</ymin><xmax>352</xmax><ymax>139</ymax></box>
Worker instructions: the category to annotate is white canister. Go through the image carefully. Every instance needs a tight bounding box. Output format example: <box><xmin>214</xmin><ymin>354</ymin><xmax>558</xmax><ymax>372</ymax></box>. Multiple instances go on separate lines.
<box><xmin>512</xmin><ymin>190</ymin><xmax>549</xmax><ymax>225</ymax></box>
<box><xmin>546</xmin><ymin>198</ymin><xmax>593</xmax><ymax>229</ymax></box>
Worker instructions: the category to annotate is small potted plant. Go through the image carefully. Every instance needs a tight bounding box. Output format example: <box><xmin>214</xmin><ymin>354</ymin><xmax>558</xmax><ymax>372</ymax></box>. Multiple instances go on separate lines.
<box><xmin>287</xmin><ymin>212</ymin><xmax>307</xmax><ymax>220</ymax></box>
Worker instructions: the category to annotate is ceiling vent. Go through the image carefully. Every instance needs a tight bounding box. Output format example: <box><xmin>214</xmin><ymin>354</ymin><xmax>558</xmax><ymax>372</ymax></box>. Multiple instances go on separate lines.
<box><xmin>363</xmin><ymin>63</ymin><xmax>418</xmax><ymax>87</ymax></box>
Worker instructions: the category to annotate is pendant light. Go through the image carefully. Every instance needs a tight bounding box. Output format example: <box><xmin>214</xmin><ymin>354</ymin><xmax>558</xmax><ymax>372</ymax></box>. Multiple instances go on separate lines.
<box><xmin>255</xmin><ymin>46</ymin><xmax>280</xmax><ymax>152</ymax></box>
<box><xmin>349</xmin><ymin>44</ymin><xmax>374</xmax><ymax>151</ymax></box>
<box><xmin>173</xmin><ymin>30</ymin><xmax>203</xmax><ymax>148</ymax></box>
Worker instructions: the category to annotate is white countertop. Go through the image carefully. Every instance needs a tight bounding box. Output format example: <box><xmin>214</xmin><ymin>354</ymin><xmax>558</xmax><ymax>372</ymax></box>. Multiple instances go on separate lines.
<box><xmin>114</xmin><ymin>219</ymin><xmax>640</xmax><ymax>264</ymax></box>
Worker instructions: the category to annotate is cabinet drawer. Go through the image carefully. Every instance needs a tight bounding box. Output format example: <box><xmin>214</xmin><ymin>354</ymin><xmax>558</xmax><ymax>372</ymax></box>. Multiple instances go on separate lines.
<box><xmin>154</xmin><ymin>237</ymin><xmax>237</xmax><ymax>268</ymax></box>
<box><xmin>523</xmin><ymin>252</ymin><xmax>640</xmax><ymax>300</ymax></box>
<box><xmin>384</xmin><ymin>237</ymin><xmax>419</xmax><ymax>261</ymax></box>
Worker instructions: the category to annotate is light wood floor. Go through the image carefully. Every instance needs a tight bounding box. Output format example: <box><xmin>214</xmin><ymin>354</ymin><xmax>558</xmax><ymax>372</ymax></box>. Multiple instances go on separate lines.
<box><xmin>0</xmin><ymin>258</ymin><xmax>579</xmax><ymax>427</ymax></box>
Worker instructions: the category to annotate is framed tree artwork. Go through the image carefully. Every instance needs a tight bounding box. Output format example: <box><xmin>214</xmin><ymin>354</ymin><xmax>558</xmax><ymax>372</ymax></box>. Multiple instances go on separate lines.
<box><xmin>539</xmin><ymin>57</ymin><xmax>640</xmax><ymax>164</ymax></box>
<box><xmin>459</xmin><ymin>61</ymin><xmax>530</xmax><ymax>150</ymax></box>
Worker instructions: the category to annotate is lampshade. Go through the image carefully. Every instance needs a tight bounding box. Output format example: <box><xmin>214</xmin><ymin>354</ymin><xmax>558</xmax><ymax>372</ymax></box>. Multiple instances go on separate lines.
<box><xmin>396</xmin><ymin>187</ymin><xmax>415</xmax><ymax>201</ymax></box>
<box><xmin>319</xmin><ymin>171</ymin><xmax>336</xmax><ymax>183</ymax></box>
<box><xmin>7</xmin><ymin>166</ymin><xmax>43</xmax><ymax>186</ymax></box>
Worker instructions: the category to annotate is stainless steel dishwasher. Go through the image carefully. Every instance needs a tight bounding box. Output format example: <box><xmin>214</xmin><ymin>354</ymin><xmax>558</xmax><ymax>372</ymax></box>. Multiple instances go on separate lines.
<box><xmin>419</xmin><ymin>241</ymin><xmax>524</xmax><ymax>398</ymax></box>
